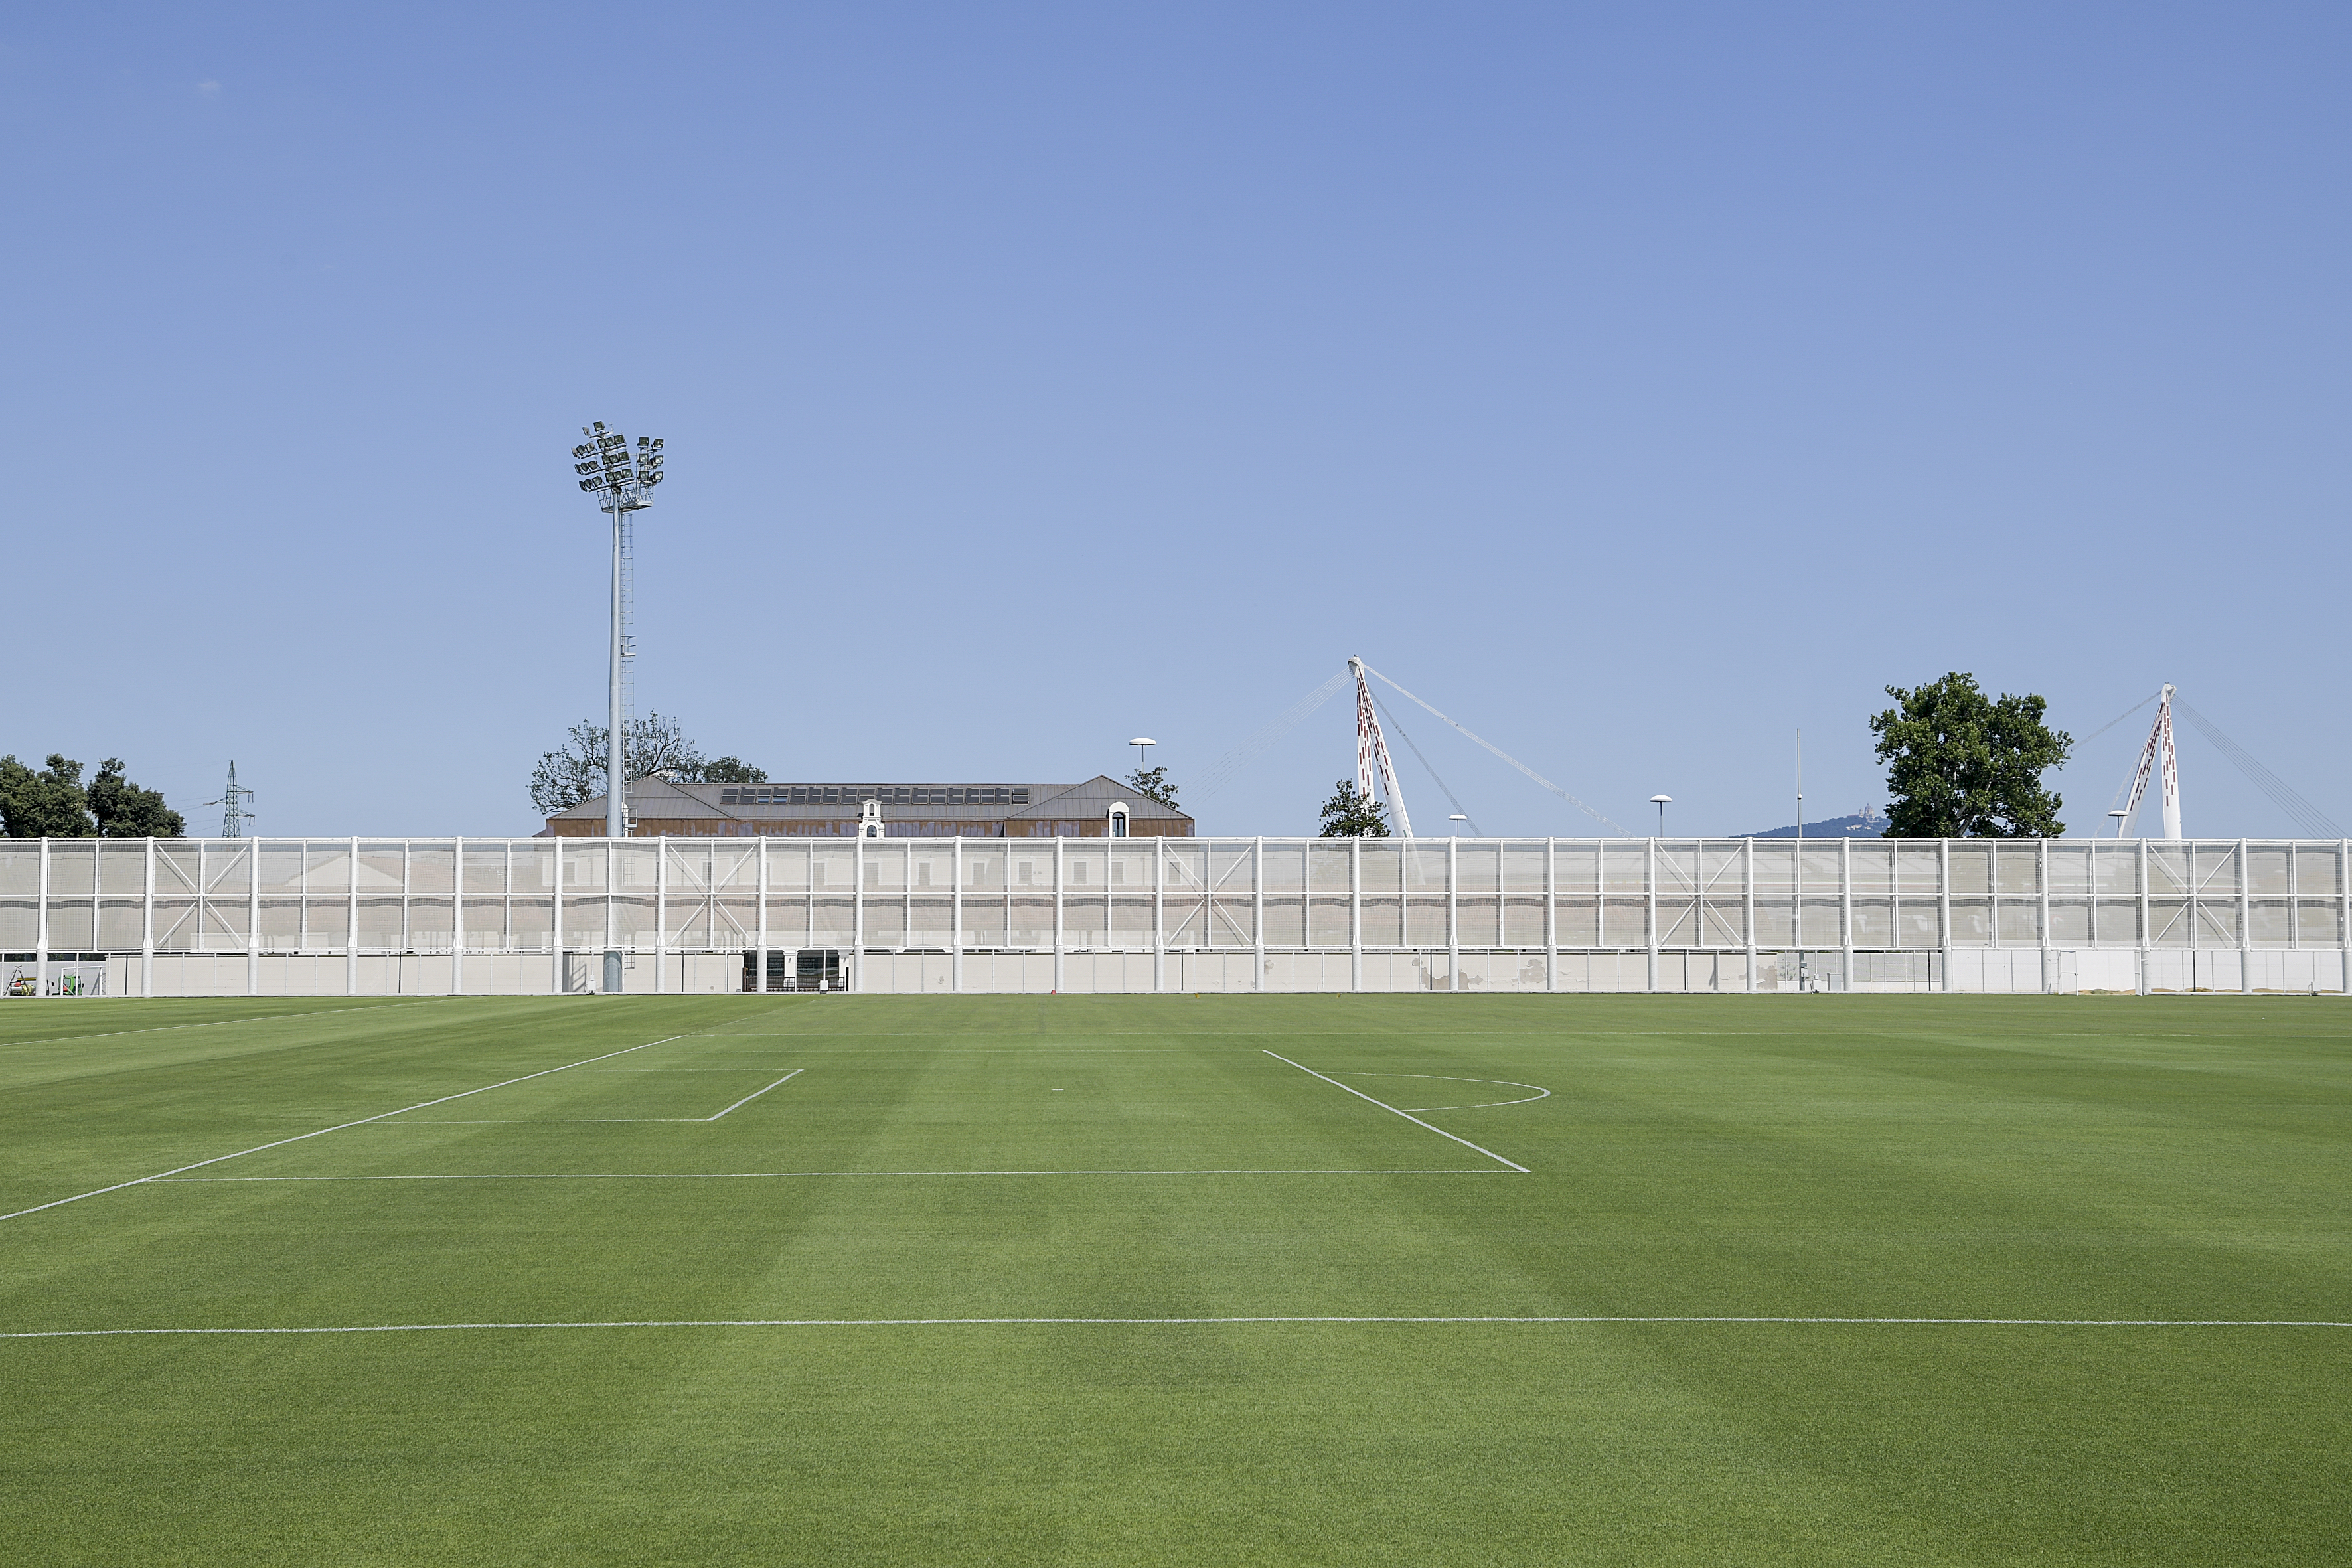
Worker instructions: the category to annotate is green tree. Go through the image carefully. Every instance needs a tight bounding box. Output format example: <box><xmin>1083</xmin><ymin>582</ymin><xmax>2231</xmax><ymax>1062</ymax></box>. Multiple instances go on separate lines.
<box><xmin>0</xmin><ymin>754</ymin><xmax>97</xmax><ymax>837</ymax></box>
<box><xmin>1125</xmin><ymin>765</ymin><xmax>1178</xmax><ymax>807</ymax></box>
<box><xmin>88</xmin><ymin>759</ymin><xmax>185</xmax><ymax>837</ymax></box>
<box><xmin>1317</xmin><ymin>779</ymin><xmax>1389</xmax><ymax>838</ymax></box>
<box><xmin>1870</xmin><ymin>672</ymin><xmax>2071</xmax><ymax>838</ymax></box>
<box><xmin>703</xmin><ymin>757</ymin><xmax>768</xmax><ymax>784</ymax></box>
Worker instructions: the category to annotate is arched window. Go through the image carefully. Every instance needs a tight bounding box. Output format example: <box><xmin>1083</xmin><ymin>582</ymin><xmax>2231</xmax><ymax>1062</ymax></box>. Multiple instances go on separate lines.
<box><xmin>1107</xmin><ymin>803</ymin><xmax>1129</xmax><ymax>838</ymax></box>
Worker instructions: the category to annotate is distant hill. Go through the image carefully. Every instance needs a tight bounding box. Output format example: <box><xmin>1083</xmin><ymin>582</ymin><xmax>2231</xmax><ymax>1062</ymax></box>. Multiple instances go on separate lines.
<box><xmin>1743</xmin><ymin>807</ymin><xmax>1889</xmax><ymax>839</ymax></box>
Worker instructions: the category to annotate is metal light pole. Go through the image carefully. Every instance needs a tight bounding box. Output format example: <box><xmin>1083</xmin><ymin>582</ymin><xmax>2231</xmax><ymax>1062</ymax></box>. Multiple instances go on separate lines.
<box><xmin>569</xmin><ymin>421</ymin><xmax>666</xmax><ymax>992</ymax></box>
<box><xmin>1130</xmin><ymin>738</ymin><xmax>1156</xmax><ymax>772</ymax></box>
<box><xmin>1448</xmin><ymin>813</ymin><xmax>1467</xmax><ymax>836</ymax></box>
<box><xmin>1650</xmin><ymin>795</ymin><xmax>1672</xmax><ymax>836</ymax></box>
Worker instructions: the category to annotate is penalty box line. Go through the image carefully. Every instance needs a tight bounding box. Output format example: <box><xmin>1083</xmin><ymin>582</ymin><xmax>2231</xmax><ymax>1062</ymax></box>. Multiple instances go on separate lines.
<box><xmin>378</xmin><ymin>1067</ymin><xmax>803</xmax><ymax>1125</ymax></box>
<box><xmin>154</xmin><ymin>1168</ymin><xmax>1511</xmax><ymax>1182</ymax></box>
<box><xmin>0</xmin><ymin>1034</ymin><xmax>694</xmax><ymax>1225</ymax></box>
<box><xmin>1265</xmin><ymin>1052</ymin><xmax>1529</xmax><ymax>1173</ymax></box>
<box><xmin>5</xmin><ymin>1315</ymin><xmax>2347</xmax><ymax>1341</ymax></box>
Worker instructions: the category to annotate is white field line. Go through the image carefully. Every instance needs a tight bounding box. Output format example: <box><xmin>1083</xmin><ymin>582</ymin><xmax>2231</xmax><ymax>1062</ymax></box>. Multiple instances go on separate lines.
<box><xmin>372</xmin><ymin>1119</ymin><xmax>714</xmax><ymax>1125</ymax></box>
<box><xmin>706</xmin><ymin>1069</ymin><xmax>803</xmax><ymax>1121</ymax></box>
<box><xmin>5</xmin><ymin>1315</ymin><xmax>2347</xmax><ymax>1342</ymax></box>
<box><xmin>1264</xmin><ymin>1052</ymin><xmax>1529</xmax><ymax>1172</ymax></box>
<box><xmin>157</xmin><ymin>1169</ymin><xmax>1508</xmax><ymax>1182</ymax></box>
<box><xmin>1345</xmin><ymin>1072</ymin><xmax>1553</xmax><ymax>1111</ymax></box>
<box><xmin>0</xmin><ymin>999</ymin><xmax>439</xmax><ymax>1051</ymax></box>
<box><xmin>0</xmin><ymin>1035</ymin><xmax>690</xmax><ymax>1224</ymax></box>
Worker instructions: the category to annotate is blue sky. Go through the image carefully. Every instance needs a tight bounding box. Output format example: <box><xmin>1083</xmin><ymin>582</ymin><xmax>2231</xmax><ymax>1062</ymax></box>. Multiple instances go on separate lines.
<box><xmin>5</xmin><ymin>4</ymin><xmax>2345</xmax><ymax>838</ymax></box>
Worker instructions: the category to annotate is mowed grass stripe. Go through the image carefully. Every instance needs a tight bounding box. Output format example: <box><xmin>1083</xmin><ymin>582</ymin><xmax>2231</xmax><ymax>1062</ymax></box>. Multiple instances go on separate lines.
<box><xmin>0</xmin><ymin>994</ymin><xmax>2347</xmax><ymax>1566</ymax></box>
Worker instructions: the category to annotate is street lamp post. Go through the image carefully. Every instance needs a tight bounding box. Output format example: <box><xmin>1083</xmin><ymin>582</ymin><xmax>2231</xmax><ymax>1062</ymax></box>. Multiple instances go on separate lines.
<box><xmin>1448</xmin><ymin>813</ymin><xmax>1467</xmax><ymax>836</ymax></box>
<box><xmin>1650</xmin><ymin>794</ymin><xmax>1672</xmax><ymax>836</ymax></box>
<box><xmin>569</xmin><ymin>420</ymin><xmax>666</xmax><ymax>994</ymax></box>
<box><xmin>1130</xmin><ymin>738</ymin><xmax>1156</xmax><ymax>772</ymax></box>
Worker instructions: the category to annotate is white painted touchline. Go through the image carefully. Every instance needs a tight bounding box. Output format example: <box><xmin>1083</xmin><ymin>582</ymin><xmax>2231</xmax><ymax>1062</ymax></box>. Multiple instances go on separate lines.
<box><xmin>155</xmin><ymin>1168</ymin><xmax>1509</xmax><ymax>1182</ymax></box>
<box><xmin>706</xmin><ymin>1069</ymin><xmax>803</xmax><ymax>1121</ymax></box>
<box><xmin>3</xmin><ymin>1316</ymin><xmax>2345</xmax><ymax>1341</ymax></box>
<box><xmin>1265</xmin><ymin>1052</ymin><xmax>1530</xmax><ymax>1173</ymax></box>
<box><xmin>0</xmin><ymin>1035</ymin><xmax>692</xmax><ymax>1225</ymax></box>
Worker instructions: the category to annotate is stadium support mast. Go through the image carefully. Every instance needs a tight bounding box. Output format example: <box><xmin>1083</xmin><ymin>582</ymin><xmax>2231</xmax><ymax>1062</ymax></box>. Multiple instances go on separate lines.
<box><xmin>568</xmin><ymin>422</ymin><xmax>666</xmax><ymax>839</ymax></box>
<box><xmin>1350</xmin><ymin>656</ymin><xmax>1413</xmax><ymax>836</ymax></box>
<box><xmin>2118</xmin><ymin>684</ymin><xmax>2183</xmax><ymax>839</ymax></box>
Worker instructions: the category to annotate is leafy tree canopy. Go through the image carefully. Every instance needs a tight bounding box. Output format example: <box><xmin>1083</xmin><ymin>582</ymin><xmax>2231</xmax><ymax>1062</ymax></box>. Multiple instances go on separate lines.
<box><xmin>1317</xmin><ymin>779</ymin><xmax>1389</xmax><ymax>838</ymax></box>
<box><xmin>1870</xmin><ymin>672</ymin><xmax>2071</xmax><ymax>838</ymax></box>
<box><xmin>0</xmin><ymin>754</ymin><xmax>181</xmax><ymax>838</ymax></box>
<box><xmin>530</xmin><ymin>716</ymin><xmax>767</xmax><ymax>815</ymax></box>
<box><xmin>90</xmin><ymin>759</ymin><xmax>185</xmax><ymax>837</ymax></box>
<box><xmin>1125</xmin><ymin>765</ymin><xmax>1178</xmax><ymax>808</ymax></box>
<box><xmin>0</xmin><ymin>754</ymin><xmax>93</xmax><ymax>837</ymax></box>
<box><xmin>704</xmin><ymin>757</ymin><xmax>769</xmax><ymax>785</ymax></box>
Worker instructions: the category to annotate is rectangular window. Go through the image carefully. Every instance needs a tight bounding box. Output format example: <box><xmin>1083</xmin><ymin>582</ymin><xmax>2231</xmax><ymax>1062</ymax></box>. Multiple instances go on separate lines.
<box><xmin>1111</xmin><ymin>863</ymin><xmax>1125</xmax><ymax>884</ymax></box>
<box><xmin>812</xmin><ymin>864</ymin><xmax>826</xmax><ymax>888</ymax></box>
<box><xmin>1018</xmin><ymin>862</ymin><xmax>1034</xmax><ymax>885</ymax></box>
<box><xmin>1070</xmin><ymin>863</ymin><xmax>1087</xmax><ymax>885</ymax></box>
<box><xmin>1011</xmin><ymin>789</ymin><xmax>1029</xmax><ymax>804</ymax></box>
<box><xmin>917</xmin><ymin>864</ymin><xmax>931</xmax><ymax>887</ymax></box>
<box><xmin>823</xmin><ymin>787</ymin><xmax>839</xmax><ymax>803</ymax></box>
<box><xmin>949</xmin><ymin>788</ymin><xmax>965</xmax><ymax>804</ymax></box>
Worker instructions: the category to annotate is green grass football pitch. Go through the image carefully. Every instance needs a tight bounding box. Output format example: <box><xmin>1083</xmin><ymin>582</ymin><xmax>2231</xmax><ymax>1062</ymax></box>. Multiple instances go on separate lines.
<box><xmin>1</xmin><ymin>994</ymin><xmax>2346</xmax><ymax>1565</ymax></box>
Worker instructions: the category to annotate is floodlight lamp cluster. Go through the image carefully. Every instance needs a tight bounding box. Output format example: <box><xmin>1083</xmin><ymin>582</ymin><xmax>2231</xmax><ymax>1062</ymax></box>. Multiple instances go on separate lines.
<box><xmin>570</xmin><ymin>420</ymin><xmax>666</xmax><ymax>499</ymax></box>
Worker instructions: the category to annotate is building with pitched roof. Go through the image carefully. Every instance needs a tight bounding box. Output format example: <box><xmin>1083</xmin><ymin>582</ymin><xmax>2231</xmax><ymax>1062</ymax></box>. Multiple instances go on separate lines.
<box><xmin>541</xmin><ymin>775</ymin><xmax>1192</xmax><ymax>839</ymax></box>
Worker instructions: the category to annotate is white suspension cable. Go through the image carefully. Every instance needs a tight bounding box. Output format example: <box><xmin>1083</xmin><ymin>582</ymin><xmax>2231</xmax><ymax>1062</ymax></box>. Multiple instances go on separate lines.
<box><xmin>2075</xmin><ymin>690</ymin><xmax>2163</xmax><ymax>829</ymax></box>
<box><xmin>1359</xmin><ymin>663</ymin><xmax>1630</xmax><ymax>836</ymax></box>
<box><xmin>1370</xmin><ymin>690</ymin><xmax>1480</xmax><ymax>836</ymax></box>
<box><xmin>1194</xmin><ymin>668</ymin><xmax>1353</xmax><ymax>802</ymax></box>
<box><xmin>2175</xmin><ymin>699</ymin><xmax>2345</xmax><ymax>838</ymax></box>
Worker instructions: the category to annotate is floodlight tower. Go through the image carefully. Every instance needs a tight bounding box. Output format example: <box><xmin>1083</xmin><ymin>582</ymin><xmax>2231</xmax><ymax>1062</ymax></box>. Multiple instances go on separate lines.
<box><xmin>568</xmin><ymin>422</ymin><xmax>666</xmax><ymax>839</ymax></box>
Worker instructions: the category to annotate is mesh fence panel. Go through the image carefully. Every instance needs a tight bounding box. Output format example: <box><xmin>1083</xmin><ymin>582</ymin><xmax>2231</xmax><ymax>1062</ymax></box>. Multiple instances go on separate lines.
<box><xmin>2297</xmin><ymin>902</ymin><xmax>2342</xmax><ymax>945</ymax></box>
<box><xmin>40</xmin><ymin>843</ymin><xmax>94</xmax><ymax>897</ymax></box>
<box><xmin>96</xmin><ymin>841</ymin><xmax>147</xmax><ymax>896</ymax></box>
<box><xmin>2247</xmin><ymin>845</ymin><xmax>2292</xmax><ymax>896</ymax></box>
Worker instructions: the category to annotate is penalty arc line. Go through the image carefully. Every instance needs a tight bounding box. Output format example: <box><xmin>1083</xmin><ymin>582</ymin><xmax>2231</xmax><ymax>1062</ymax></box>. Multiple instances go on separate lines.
<box><xmin>0</xmin><ymin>1034</ymin><xmax>692</xmax><ymax>1225</ymax></box>
<box><xmin>3</xmin><ymin>1315</ymin><xmax>2347</xmax><ymax>1341</ymax></box>
<box><xmin>706</xmin><ymin>1069</ymin><xmax>803</xmax><ymax>1121</ymax></box>
<box><xmin>1264</xmin><ymin>1051</ymin><xmax>1529</xmax><ymax>1172</ymax></box>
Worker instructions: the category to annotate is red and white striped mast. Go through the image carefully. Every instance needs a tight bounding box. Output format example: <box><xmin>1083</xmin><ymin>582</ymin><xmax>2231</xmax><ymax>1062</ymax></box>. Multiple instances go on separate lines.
<box><xmin>2118</xmin><ymin>684</ymin><xmax>2183</xmax><ymax>838</ymax></box>
<box><xmin>1350</xmin><ymin>656</ymin><xmax>1414</xmax><ymax>836</ymax></box>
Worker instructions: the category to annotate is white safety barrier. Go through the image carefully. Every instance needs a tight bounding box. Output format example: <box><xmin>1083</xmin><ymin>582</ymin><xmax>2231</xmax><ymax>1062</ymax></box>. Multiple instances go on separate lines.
<box><xmin>1</xmin><ymin>836</ymin><xmax>2345</xmax><ymax>998</ymax></box>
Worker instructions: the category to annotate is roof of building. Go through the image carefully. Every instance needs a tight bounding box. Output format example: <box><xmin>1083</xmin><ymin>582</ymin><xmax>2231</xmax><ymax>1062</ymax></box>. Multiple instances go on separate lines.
<box><xmin>548</xmin><ymin>775</ymin><xmax>1189</xmax><ymax>824</ymax></box>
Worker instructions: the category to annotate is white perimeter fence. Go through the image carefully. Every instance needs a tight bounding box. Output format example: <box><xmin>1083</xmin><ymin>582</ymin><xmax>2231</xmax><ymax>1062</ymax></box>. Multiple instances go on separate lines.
<box><xmin>3</xmin><ymin>836</ymin><xmax>2347</xmax><ymax>999</ymax></box>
